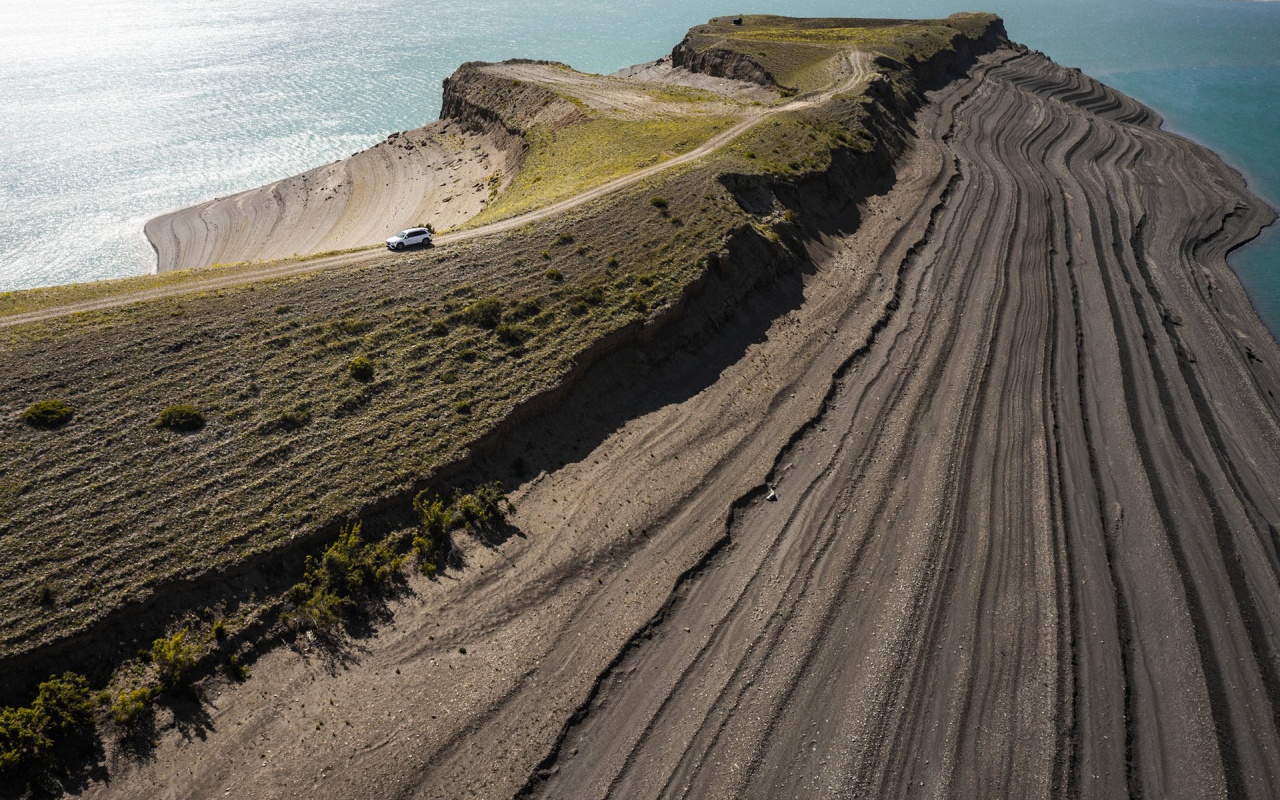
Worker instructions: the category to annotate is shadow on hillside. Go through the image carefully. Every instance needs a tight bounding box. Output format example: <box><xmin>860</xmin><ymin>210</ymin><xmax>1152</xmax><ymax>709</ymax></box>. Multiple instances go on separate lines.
<box><xmin>452</xmin><ymin>184</ymin><xmax>874</xmax><ymax>494</ymax></box>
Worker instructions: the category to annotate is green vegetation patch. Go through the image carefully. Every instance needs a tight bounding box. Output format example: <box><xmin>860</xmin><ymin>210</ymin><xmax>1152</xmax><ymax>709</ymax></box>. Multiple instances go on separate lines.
<box><xmin>155</xmin><ymin>403</ymin><xmax>205</xmax><ymax>432</ymax></box>
<box><xmin>472</xmin><ymin>115</ymin><xmax>738</xmax><ymax>225</ymax></box>
<box><xmin>285</xmin><ymin>521</ymin><xmax>404</xmax><ymax>631</ymax></box>
<box><xmin>22</xmin><ymin>399</ymin><xmax>75</xmax><ymax>429</ymax></box>
<box><xmin>0</xmin><ymin>672</ymin><xmax>94</xmax><ymax>778</ymax></box>
<box><xmin>348</xmin><ymin>355</ymin><xmax>374</xmax><ymax>382</ymax></box>
<box><xmin>686</xmin><ymin>13</ymin><xmax>998</xmax><ymax>94</ymax></box>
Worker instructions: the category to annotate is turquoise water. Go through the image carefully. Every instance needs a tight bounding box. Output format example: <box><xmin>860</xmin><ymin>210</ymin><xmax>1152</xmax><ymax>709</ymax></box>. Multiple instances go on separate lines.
<box><xmin>1</xmin><ymin>0</ymin><xmax>1277</xmax><ymax>332</ymax></box>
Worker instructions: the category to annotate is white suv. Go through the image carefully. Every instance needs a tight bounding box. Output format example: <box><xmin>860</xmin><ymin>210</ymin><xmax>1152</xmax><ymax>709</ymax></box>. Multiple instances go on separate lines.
<box><xmin>386</xmin><ymin>227</ymin><xmax>432</xmax><ymax>250</ymax></box>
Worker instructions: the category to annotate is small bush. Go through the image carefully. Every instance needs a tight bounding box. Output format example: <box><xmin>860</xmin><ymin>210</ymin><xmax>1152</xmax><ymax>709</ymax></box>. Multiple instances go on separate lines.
<box><xmin>495</xmin><ymin>323</ymin><xmax>530</xmax><ymax>346</ymax></box>
<box><xmin>627</xmin><ymin>292</ymin><xmax>648</xmax><ymax>313</ymax></box>
<box><xmin>577</xmin><ymin>284</ymin><xmax>606</xmax><ymax>306</ymax></box>
<box><xmin>33</xmin><ymin>673</ymin><xmax>94</xmax><ymax>736</ymax></box>
<box><xmin>454</xmin><ymin>483</ymin><xmax>513</xmax><ymax>529</ymax></box>
<box><xmin>576</xmin><ymin>245</ymin><xmax>588</xmax><ymax>256</ymax></box>
<box><xmin>541</xmin><ymin>251</ymin><xmax>552</xmax><ymax>261</ymax></box>
<box><xmin>411</xmin><ymin>536</ymin><xmax>437</xmax><ymax>577</ymax></box>
<box><xmin>650</xmin><ymin>196</ymin><xmax>669</xmax><ymax>210</ymax></box>
<box><xmin>462</xmin><ymin>297</ymin><xmax>504</xmax><ymax>329</ymax></box>
<box><xmin>506</xmin><ymin>298</ymin><xmax>542</xmax><ymax>321</ymax></box>
<box><xmin>286</xmin><ymin>521</ymin><xmax>403</xmax><ymax>631</ymax></box>
<box><xmin>0</xmin><ymin>706</ymin><xmax>50</xmax><ymax>774</ymax></box>
<box><xmin>455</xmin><ymin>400</ymin><xmax>472</xmax><ymax>415</ymax></box>
<box><xmin>22</xmin><ymin>400</ymin><xmax>75</xmax><ymax>429</ymax></box>
<box><xmin>109</xmin><ymin>687</ymin><xmax>152</xmax><ymax>728</ymax></box>
<box><xmin>151</xmin><ymin>630</ymin><xmax>198</xmax><ymax>689</ymax></box>
<box><xmin>0</xmin><ymin>672</ymin><xmax>97</xmax><ymax>776</ymax></box>
<box><xmin>155</xmin><ymin>404</ymin><xmax>205</xmax><ymax>432</ymax></box>
<box><xmin>211</xmin><ymin>619</ymin><xmax>228</xmax><ymax>642</ymax></box>
<box><xmin>606</xmin><ymin>256</ymin><xmax>620</xmax><ymax>269</ymax></box>
<box><xmin>545</xmin><ymin>268</ymin><xmax>563</xmax><ymax>282</ymax></box>
<box><xmin>429</xmin><ymin>320</ymin><xmax>450</xmax><ymax>336</ymax></box>
<box><xmin>226</xmin><ymin>654</ymin><xmax>249</xmax><ymax>681</ymax></box>
<box><xmin>348</xmin><ymin>356</ymin><xmax>374</xmax><ymax>382</ymax></box>
<box><xmin>556</xmin><ymin>233</ymin><xmax>575</xmax><ymax>245</ymax></box>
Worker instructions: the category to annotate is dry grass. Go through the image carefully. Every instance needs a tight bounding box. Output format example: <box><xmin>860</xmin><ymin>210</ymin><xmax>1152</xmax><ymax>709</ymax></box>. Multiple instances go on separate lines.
<box><xmin>471</xmin><ymin>115</ymin><xmax>738</xmax><ymax>226</ymax></box>
<box><xmin>686</xmin><ymin>13</ymin><xmax>999</xmax><ymax>93</ymax></box>
<box><xmin>0</xmin><ymin>11</ymin><xmax>1000</xmax><ymax>672</ymax></box>
<box><xmin>0</xmin><ymin>167</ymin><xmax>745</xmax><ymax>661</ymax></box>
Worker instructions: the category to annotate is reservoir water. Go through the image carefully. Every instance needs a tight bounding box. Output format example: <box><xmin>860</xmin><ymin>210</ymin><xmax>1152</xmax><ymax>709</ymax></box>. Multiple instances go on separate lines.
<box><xmin>1</xmin><ymin>0</ymin><xmax>1277</xmax><ymax>333</ymax></box>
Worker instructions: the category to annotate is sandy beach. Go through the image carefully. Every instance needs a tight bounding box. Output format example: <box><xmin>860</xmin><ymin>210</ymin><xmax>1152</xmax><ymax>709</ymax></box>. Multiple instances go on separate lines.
<box><xmin>144</xmin><ymin>120</ymin><xmax>513</xmax><ymax>271</ymax></box>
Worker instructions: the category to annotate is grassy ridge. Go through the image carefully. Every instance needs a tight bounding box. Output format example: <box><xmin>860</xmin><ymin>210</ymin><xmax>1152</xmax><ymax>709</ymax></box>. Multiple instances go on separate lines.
<box><xmin>686</xmin><ymin>13</ymin><xmax>998</xmax><ymax>93</ymax></box>
<box><xmin>0</xmin><ymin>12</ymin><xmax>1001</xmax><ymax>685</ymax></box>
<box><xmin>471</xmin><ymin>115</ymin><xmax>738</xmax><ymax>225</ymax></box>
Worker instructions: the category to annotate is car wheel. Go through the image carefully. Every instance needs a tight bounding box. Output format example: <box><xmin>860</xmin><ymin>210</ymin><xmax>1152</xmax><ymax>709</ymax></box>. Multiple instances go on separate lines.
<box><xmin>392</xmin><ymin>242</ymin><xmax>402</xmax><ymax>251</ymax></box>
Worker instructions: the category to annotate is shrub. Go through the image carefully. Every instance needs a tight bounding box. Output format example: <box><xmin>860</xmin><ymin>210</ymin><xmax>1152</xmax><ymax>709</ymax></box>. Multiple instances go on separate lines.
<box><xmin>506</xmin><ymin>297</ymin><xmax>542</xmax><ymax>321</ymax></box>
<box><xmin>494</xmin><ymin>323</ymin><xmax>530</xmax><ymax>346</ymax></box>
<box><xmin>411</xmin><ymin>536</ymin><xmax>437</xmax><ymax>577</ymax></box>
<box><xmin>541</xmin><ymin>251</ymin><xmax>552</xmax><ymax>261</ymax></box>
<box><xmin>348</xmin><ymin>356</ymin><xmax>374</xmax><ymax>382</ymax></box>
<box><xmin>226</xmin><ymin>654</ymin><xmax>249</xmax><ymax>681</ymax></box>
<box><xmin>627</xmin><ymin>292</ymin><xmax>648</xmax><ymax>313</ymax></box>
<box><xmin>650</xmin><ymin>196</ymin><xmax>669</xmax><ymax>210</ymax></box>
<box><xmin>0</xmin><ymin>706</ymin><xmax>50</xmax><ymax>774</ymax></box>
<box><xmin>33</xmin><ymin>673</ymin><xmax>94</xmax><ymax>736</ymax></box>
<box><xmin>151</xmin><ymin>629</ymin><xmax>198</xmax><ymax>689</ymax></box>
<box><xmin>33</xmin><ymin>583</ymin><xmax>55</xmax><ymax>607</ymax></box>
<box><xmin>22</xmin><ymin>400</ymin><xmax>75</xmax><ymax>429</ymax></box>
<box><xmin>454</xmin><ymin>483</ymin><xmax>513</xmax><ymax>529</ymax></box>
<box><xmin>0</xmin><ymin>672</ymin><xmax>96</xmax><ymax>776</ymax></box>
<box><xmin>577</xmin><ymin>283</ymin><xmax>606</xmax><ymax>306</ymax></box>
<box><xmin>286</xmin><ymin>521</ymin><xmax>403</xmax><ymax>631</ymax></box>
<box><xmin>545</xmin><ymin>268</ymin><xmax>563</xmax><ymax>281</ymax></box>
<box><xmin>462</xmin><ymin>297</ymin><xmax>504</xmax><ymax>329</ymax></box>
<box><xmin>156</xmin><ymin>404</ymin><xmax>205</xmax><ymax>432</ymax></box>
<box><xmin>429</xmin><ymin>320</ymin><xmax>450</xmax><ymax>336</ymax></box>
<box><xmin>109</xmin><ymin>687</ymin><xmax>152</xmax><ymax>728</ymax></box>
<box><xmin>556</xmin><ymin>233</ymin><xmax>575</xmax><ymax>245</ymax></box>
<box><xmin>211</xmin><ymin>619</ymin><xmax>228</xmax><ymax>641</ymax></box>
<box><xmin>606</xmin><ymin>257</ymin><xmax>620</xmax><ymax>269</ymax></box>
<box><xmin>455</xmin><ymin>400</ymin><xmax>472</xmax><ymax>415</ymax></box>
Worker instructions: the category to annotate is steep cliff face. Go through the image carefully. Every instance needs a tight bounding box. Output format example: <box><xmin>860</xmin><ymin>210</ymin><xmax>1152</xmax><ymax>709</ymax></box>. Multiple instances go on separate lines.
<box><xmin>440</xmin><ymin>60</ymin><xmax>584</xmax><ymax>139</ymax></box>
<box><xmin>669</xmin><ymin>40</ymin><xmax>780</xmax><ymax>88</ymax></box>
<box><xmin>883</xmin><ymin>14</ymin><xmax>1010</xmax><ymax>90</ymax></box>
<box><xmin>668</xmin><ymin>13</ymin><xmax>1007</xmax><ymax>94</ymax></box>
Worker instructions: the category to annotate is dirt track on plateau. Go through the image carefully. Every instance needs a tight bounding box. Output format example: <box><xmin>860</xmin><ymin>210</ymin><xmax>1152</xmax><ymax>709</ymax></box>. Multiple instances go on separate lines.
<box><xmin>85</xmin><ymin>49</ymin><xmax>1280</xmax><ymax>799</ymax></box>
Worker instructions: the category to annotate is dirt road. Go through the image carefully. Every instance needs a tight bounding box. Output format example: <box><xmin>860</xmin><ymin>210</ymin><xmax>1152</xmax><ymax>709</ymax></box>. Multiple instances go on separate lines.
<box><xmin>0</xmin><ymin>54</ymin><xmax>869</xmax><ymax>332</ymax></box>
<box><xmin>76</xmin><ymin>48</ymin><xmax>1280</xmax><ymax>799</ymax></box>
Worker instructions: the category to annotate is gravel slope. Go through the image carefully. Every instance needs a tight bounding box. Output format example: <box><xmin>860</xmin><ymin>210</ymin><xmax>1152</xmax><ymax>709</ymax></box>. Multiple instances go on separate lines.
<box><xmin>81</xmin><ymin>48</ymin><xmax>1280</xmax><ymax>799</ymax></box>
